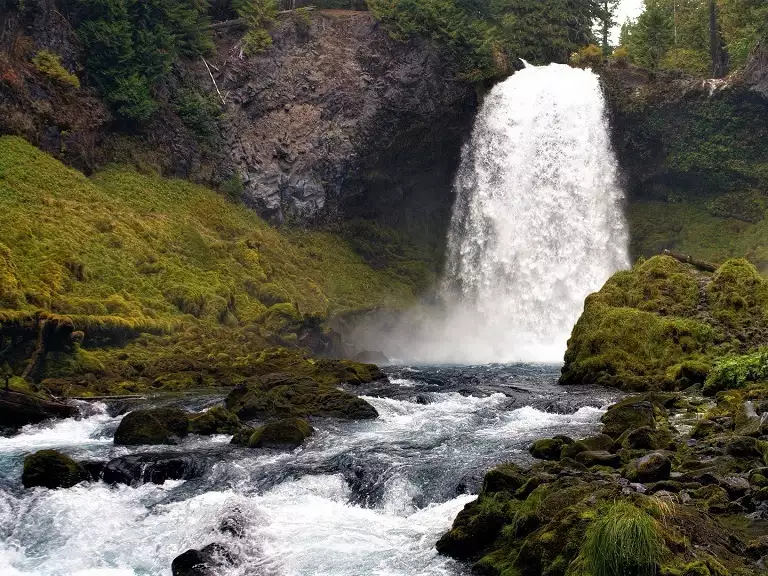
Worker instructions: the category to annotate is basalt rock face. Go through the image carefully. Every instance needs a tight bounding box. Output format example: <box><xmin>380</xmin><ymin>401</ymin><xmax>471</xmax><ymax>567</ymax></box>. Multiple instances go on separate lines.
<box><xmin>210</xmin><ymin>11</ymin><xmax>476</xmax><ymax>233</ymax></box>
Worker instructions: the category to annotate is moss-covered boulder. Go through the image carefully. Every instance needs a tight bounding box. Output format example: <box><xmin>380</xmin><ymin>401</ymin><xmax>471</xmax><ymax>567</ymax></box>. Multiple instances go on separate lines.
<box><xmin>529</xmin><ymin>436</ymin><xmax>572</xmax><ymax>461</ymax></box>
<box><xmin>601</xmin><ymin>396</ymin><xmax>660</xmax><ymax>438</ymax></box>
<box><xmin>189</xmin><ymin>406</ymin><xmax>242</xmax><ymax>435</ymax></box>
<box><xmin>482</xmin><ymin>463</ymin><xmax>527</xmax><ymax>494</ymax></box>
<box><xmin>22</xmin><ymin>449</ymin><xmax>90</xmax><ymax>489</ymax></box>
<box><xmin>626</xmin><ymin>452</ymin><xmax>672</xmax><ymax>483</ymax></box>
<box><xmin>224</xmin><ymin>373</ymin><xmax>377</xmax><ymax>421</ymax></box>
<box><xmin>623</xmin><ymin>425</ymin><xmax>674</xmax><ymax>450</ymax></box>
<box><xmin>575</xmin><ymin>450</ymin><xmax>622</xmax><ymax>468</ymax></box>
<box><xmin>560</xmin><ymin>433</ymin><xmax>614</xmax><ymax>458</ymax></box>
<box><xmin>560</xmin><ymin>256</ymin><xmax>768</xmax><ymax>392</ymax></box>
<box><xmin>232</xmin><ymin>417</ymin><xmax>313</xmax><ymax>449</ymax></box>
<box><xmin>113</xmin><ymin>407</ymin><xmax>190</xmax><ymax>445</ymax></box>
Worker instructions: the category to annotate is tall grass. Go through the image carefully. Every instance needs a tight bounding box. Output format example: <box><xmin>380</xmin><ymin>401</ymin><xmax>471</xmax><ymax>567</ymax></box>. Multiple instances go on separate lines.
<box><xmin>581</xmin><ymin>501</ymin><xmax>665</xmax><ymax>576</ymax></box>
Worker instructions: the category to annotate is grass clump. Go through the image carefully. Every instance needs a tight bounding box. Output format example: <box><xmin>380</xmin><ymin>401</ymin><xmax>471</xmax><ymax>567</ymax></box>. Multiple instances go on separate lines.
<box><xmin>31</xmin><ymin>50</ymin><xmax>80</xmax><ymax>89</ymax></box>
<box><xmin>581</xmin><ymin>501</ymin><xmax>665</xmax><ymax>576</ymax></box>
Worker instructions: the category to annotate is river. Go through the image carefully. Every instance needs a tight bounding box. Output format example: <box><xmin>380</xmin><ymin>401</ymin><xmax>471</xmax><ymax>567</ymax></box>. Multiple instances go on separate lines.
<box><xmin>0</xmin><ymin>364</ymin><xmax>616</xmax><ymax>576</ymax></box>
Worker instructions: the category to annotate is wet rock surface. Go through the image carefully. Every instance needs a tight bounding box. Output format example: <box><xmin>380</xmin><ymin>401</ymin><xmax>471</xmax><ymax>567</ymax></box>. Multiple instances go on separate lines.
<box><xmin>0</xmin><ymin>390</ymin><xmax>77</xmax><ymax>433</ymax></box>
<box><xmin>101</xmin><ymin>453</ymin><xmax>205</xmax><ymax>486</ymax></box>
<box><xmin>22</xmin><ymin>449</ymin><xmax>89</xmax><ymax>489</ymax></box>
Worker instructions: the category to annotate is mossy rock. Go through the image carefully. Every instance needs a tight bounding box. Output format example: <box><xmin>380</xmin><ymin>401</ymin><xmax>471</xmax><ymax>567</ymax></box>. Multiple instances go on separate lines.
<box><xmin>529</xmin><ymin>436</ymin><xmax>572</xmax><ymax>461</ymax></box>
<box><xmin>575</xmin><ymin>450</ymin><xmax>622</xmax><ymax>468</ymax></box>
<box><xmin>560</xmin><ymin>433</ymin><xmax>614</xmax><ymax>458</ymax></box>
<box><xmin>22</xmin><ymin>449</ymin><xmax>89</xmax><ymax>489</ymax></box>
<box><xmin>482</xmin><ymin>462</ymin><xmax>527</xmax><ymax>494</ymax></box>
<box><xmin>625</xmin><ymin>452</ymin><xmax>672</xmax><ymax>483</ymax></box>
<box><xmin>601</xmin><ymin>396</ymin><xmax>660</xmax><ymax>438</ymax></box>
<box><xmin>623</xmin><ymin>426</ymin><xmax>675</xmax><ymax>450</ymax></box>
<box><xmin>246</xmin><ymin>417</ymin><xmax>313</xmax><ymax>449</ymax></box>
<box><xmin>114</xmin><ymin>407</ymin><xmax>190</xmax><ymax>445</ymax></box>
<box><xmin>435</xmin><ymin>494</ymin><xmax>513</xmax><ymax>560</ymax></box>
<box><xmin>189</xmin><ymin>406</ymin><xmax>242</xmax><ymax>435</ymax></box>
<box><xmin>224</xmin><ymin>373</ymin><xmax>378</xmax><ymax>421</ymax></box>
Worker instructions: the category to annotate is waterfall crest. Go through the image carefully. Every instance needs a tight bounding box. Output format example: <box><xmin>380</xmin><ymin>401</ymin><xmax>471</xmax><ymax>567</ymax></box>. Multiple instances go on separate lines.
<box><xmin>365</xmin><ymin>63</ymin><xmax>630</xmax><ymax>364</ymax></box>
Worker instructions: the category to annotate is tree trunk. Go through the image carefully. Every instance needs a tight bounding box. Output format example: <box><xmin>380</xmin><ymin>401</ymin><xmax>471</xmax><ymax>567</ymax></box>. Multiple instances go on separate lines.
<box><xmin>662</xmin><ymin>249</ymin><xmax>718</xmax><ymax>273</ymax></box>
<box><xmin>709</xmin><ymin>0</ymin><xmax>728</xmax><ymax>78</ymax></box>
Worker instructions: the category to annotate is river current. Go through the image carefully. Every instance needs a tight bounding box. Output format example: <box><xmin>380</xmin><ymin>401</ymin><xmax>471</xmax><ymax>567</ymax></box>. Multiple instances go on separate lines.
<box><xmin>0</xmin><ymin>365</ymin><xmax>616</xmax><ymax>576</ymax></box>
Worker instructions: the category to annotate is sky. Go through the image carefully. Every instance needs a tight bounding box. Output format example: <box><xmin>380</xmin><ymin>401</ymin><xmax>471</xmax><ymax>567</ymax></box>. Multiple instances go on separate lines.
<box><xmin>613</xmin><ymin>0</ymin><xmax>644</xmax><ymax>42</ymax></box>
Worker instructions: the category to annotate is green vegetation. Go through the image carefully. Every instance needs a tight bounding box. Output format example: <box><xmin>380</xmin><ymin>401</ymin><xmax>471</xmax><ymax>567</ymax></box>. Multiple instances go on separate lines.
<box><xmin>61</xmin><ymin>0</ymin><xmax>213</xmax><ymax>123</ymax></box>
<box><xmin>235</xmin><ymin>0</ymin><xmax>278</xmax><ymax>56</ymax></box>
<box><xmin>582</xmin><ymin>501</ymin><xmax>665</xmax><ymax>576</ymax></box>
<box><xmin>704</xmin><ymin>348</ymin><xmax>768</xmax><ymax>393</ymax></box>
<box><xmin>0</xmin><ymin>136</ymin><xmax>421</xmax><ymax>393</ymax></box>
<box><xmin>368</xmin><ymin>0</ymin><xmax>607</xmax><ymax>81</ymax></box>
<box><xmin>619</xmin><ymin>0</ymin><xmax>768</xmax><ymax>75</ymax></box>
<box><xmin>31</xmin><ymin>50</ymin><xmax>80</xmax><ymax>89</ymax></box>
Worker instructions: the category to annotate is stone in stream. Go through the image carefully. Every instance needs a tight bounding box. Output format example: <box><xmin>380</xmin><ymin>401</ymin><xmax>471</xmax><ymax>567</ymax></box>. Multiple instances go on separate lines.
<box><xmin>22</xmin><ymin>449</ymin><xmax>90</xmax><ymax>489</ymax></box>
<box><xmin>102</xmin><ymin>453</ymin><xmax>203</xmax><ymax>486</ymax></box>
<box><xmin>528</xmin><ymin>436</ymin><xmax>572</xmax><ymax>461</ymax></box>
<box><xmin>627</xmin><ymin>452</ymin><xmax>672</xmax><ymax>483</ymax></box>
<box><xmin>231</xmin><ymin>417</ymin><xmax>314</xmax><ymax>449</ymax></box>
<box><xmin>171</xmin><ymin>543</ymin><xmax>234</xmax><ymax>576</ymax></box>
<box><xmin>188</xmin><ymin>406</ymin><xmax>242</xmax><ymax>435</ymax></box>
<box><xmin>113</xmin><ymin>407</ymin><xmax>190</xmax><ymax>445</ymax></box>
<box><xmin>560</xmin><ymin>433</ymin><xmax>614</xmax><ymax>459</ymax></box>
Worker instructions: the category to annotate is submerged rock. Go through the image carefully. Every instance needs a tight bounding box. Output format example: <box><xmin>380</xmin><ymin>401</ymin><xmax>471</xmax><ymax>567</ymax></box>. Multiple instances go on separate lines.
<box><xmin>101</xmin><ymin>452</ymin><xmax>203</xmax><ymax>486</ymax></box>
<box><xmin>188</xmin><ymin>406</ymin><xmax>242</xmax><ymax>435</ymax></box>
<box><xmin>171</xmin><ymin>543</ymin><xmax>233</xmax><ymax>576</ymax></box>
<box><xmin>225</xmin><ymin>373</ymin><xmax>377</xmax><ymax>421</ymax></box>
<box><xmin>232</xmin><ymin>417</ymin><xmax>314</xmax><ymax>449</ymax></box>
<box><xmin>113</xmin><ymin>407</ymin><xmax>190</xmax><ymax>445</ymax></box>
<box><xmin>22</xmin><ymin>449</ymin><xmax>90</xmax><ymax>489</ymax></box>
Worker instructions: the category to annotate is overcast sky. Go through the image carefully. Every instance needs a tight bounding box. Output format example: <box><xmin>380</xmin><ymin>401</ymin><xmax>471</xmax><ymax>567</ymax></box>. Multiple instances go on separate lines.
<box><xmin>613</xmin><ymin>0</ymin><xmax>644</xmax><ymax>42</ymax></box>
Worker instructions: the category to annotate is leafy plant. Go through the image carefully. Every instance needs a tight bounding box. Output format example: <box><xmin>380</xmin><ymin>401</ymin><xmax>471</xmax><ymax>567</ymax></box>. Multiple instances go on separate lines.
<box><xmin>31</xmin><ymin>50</ymin><xmax>80</xmax><ymax>88</ymax></box>
<box><xmin>172</xmin><ymin>88</ymin><xmax>221</xmax><ymax>141</ymax></box>
<box><xmin>581</xmin><ymin>501</ymin><xmax>665</xmax><ymax>576</ymax></box>
<box><xmin>704</xmin><ymin>348</ymin><xmax>768</xmax><ymax>393</ymax></box>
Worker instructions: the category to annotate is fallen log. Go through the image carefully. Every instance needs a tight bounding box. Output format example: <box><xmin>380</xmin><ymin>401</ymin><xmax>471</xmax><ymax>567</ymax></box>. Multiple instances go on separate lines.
<box><xmin>662</xmin><ymin>249</ymin><xmax>718</xmax><ymax>273</ymax></box>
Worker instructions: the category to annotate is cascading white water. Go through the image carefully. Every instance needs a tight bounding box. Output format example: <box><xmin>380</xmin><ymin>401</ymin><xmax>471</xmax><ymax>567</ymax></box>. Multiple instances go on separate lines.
<box><xmin>392</xmin><ymin>62</ymin><xmax>629</xmax><ymax>364</ymax></box>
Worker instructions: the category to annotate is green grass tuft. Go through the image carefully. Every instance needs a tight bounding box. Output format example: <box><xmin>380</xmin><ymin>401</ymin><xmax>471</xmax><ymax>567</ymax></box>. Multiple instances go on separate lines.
<box><xmin>581</xmin><ymin>501</ymin><xmax>666</xmax><ymax>576</ymax></box>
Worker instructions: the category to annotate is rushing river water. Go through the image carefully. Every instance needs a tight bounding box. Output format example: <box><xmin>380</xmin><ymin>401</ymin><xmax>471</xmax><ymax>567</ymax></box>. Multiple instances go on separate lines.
<box><xmin>0</xmin><ymin>365</ymin><xmax>616</xmax><ymax>576</ymax></box>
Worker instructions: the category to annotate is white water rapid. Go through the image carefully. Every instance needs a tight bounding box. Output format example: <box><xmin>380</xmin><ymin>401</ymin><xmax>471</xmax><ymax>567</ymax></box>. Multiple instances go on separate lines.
<box><xmin>364</xmin><ymin>63</ymin><xmax>629</xmax><ymax>364</ymax></box>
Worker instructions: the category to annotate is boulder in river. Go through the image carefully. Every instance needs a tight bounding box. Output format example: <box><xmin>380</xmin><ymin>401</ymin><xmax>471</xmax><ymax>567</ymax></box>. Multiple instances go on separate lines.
<box><xmin>560</xmin><ymin>433</ymin><xmax>614</xmax><ymax>458</ymax></box>
<box><xmin>529</xmin><ymin>436</ymin><xmax>572</xmax><ymax>461</ymax></box>
<box><xmin>236</xmin><ymin>417</ymin><xmax>314</xmax><ymax>449</ymax></box>
<box><xmin>627</xmin><ymin>452</ymin><xmax>672</xmax><ymax>483</ymax></box>
<box><xmin>171</xmin><ymin>543</ymin><xmax>233</xmax><ymax>576</ymax></box>
<box><xmin>225</xmin><ymin>373</ymin><xmax>378</xmax><ymax>420</ymax></box>
<box><xmin>22</xmin><ymin>449</ymin><xmax>90</xmax><ymax>489</ymax></box>
<box><xmin>102</xmin><ymin>452</ymin><xmax>203</xmax><ymax>486</ymax></box>
<box><xmin>188</xmin><ymin>406</ymin><xmax>242</xmax><ymax>435</ymax></box>
<box><xmin>113</xmin><ymin>407</ymin><xmax>190</xmax><ymax>445</ymax></box>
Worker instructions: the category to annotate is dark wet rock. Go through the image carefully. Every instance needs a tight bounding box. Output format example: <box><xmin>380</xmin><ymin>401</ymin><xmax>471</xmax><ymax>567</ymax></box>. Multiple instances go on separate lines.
<box><xmin>722</xmin><ymin>475</ymin><xmax>751</xmax><ymax>499</ymax></box>
<box><xmin>624</xmin><ymin>426</ymin><xmax>673</xmax><ymax>450</ymax></box>
<box><xmin>80</xmin><ymin>460</ymin><xmax>106</xmax><ymax>481</ymax></box>
<box><xmin>560</xmin><ymin>433</ymin><xmax>614</xmax><ymax>459</ymax></box>
<box><xmin>244</xmin><ymin>417</ymin><xmax>313</xmax><ymax>449</ymax></box>
<box><xmin>482</xmin><ymin>463</ymin><xmax>527</xmax><ymax>494</ymax></box>
<box><xmin>628</xmin><ymin>452</ymin><xmax>672</xmax><ymax>483</ymax></box>
<box><xmin>114</xmin><ymin>408</ymin><xmax>190</xmax><ymax>445</ymax></box>
<box><xmin>230</xmin><ymin>426</ymin><xmax>256</xmax><ymax>446</ymax></box>
<box><xmin>171</xmin><ymin>543</ymin><xmax>233</xmax><ymax>576</ymax></box>
<box><xmin>722</xmin><ymin>435</ymin><xmax>765</xmax><ymax>460</ymax></box>
<box><xmin>354</xmin><ymin>351</ymin><xmax>389</xmax><ymax>365</ymax></box>
<box><xmin>647</xmin><ymin>480</ymin><xmax>682</xmax><ymax>494</ymax></box>
<box><xmin>102</xmin><ymin>453</ymin><xmax>203</xmax><ymax>486</ymax></box>
<box><xmin>691</xmin><ymin>419</ymin><xmax>726</xmax><ymax>439</ymax></box>
<box><xmin>601</xmin><ymin>397</ymin><xmax>657</xmax><ymax>438</ymax></box>
<box><xmin>435</xmin><ymin>497</ymin><xmax>507</xmax><ymax>560</ymax></box>
<box><xmin>188</xmin><ymin>406</ymin><xmax>242</xmax><ymax>435</ymax></box>
<box><xmin>225</xmin><ymin>374</ymin><xmax>377</xmax><ymax>421</ymax></box>
<box><xmin>22</xmin><ymin>449</ymin><xmax>89</xmax><ymax>489</ymax></box>
<box><xmin>574</xmin><ymin>450</ymin><xmax>622</xmax><ymax>468</ymax></box>
<box><xmin>218</xmin><ymin>508</ymin><xmax>247</xmax><ymax>539</ymax></box>
<box><xmin>529</xmin><ymin>437</ymin><xmax>571</xmax><ymax>461</ymax></box>
<box><xmin>0</xmin><ymin>390</ymin><xmax>76</xmax><ymax>431</ymax></box>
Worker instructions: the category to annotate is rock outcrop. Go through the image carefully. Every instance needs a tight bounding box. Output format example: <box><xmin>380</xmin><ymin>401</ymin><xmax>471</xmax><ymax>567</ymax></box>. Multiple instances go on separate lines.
<box><xmin>22</xmin><ymin>449</ymin><xmax>89</xmax><ymax>489</ymax></box>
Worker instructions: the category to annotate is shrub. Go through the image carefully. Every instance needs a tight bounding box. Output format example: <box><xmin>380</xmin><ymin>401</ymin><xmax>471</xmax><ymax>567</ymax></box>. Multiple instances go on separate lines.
<box><xmin>704</xmin><ymin>348</ymin><xmax>768</xmax><ymax>394</ymax></box>
<box><xmin>172</xmin><ymin>88</ymin><xmax>221</xmax><ymax>141</ymax></box>
<box><xmin>570</xmin><ymin>44</ymin><xmax>603</xmax><ymax>68</ymax></box>
<box><xmin>221</xmin><ymin>174</ymin><xmax>245</xmax><ymax>201</ymax></box>
<box><xmin>31</xmin><ymin>50</ymin><xmax>80</xmax><ymax>88</ymax></box>
<box><xmin>235</xmin><ymin>0</ymin><xmax>278</xmax><ymax>56</ymax></box>
<box><xmin>581</xmin><ymin>501</ymin><xmax>665</xmax><ymax>576</ymax></box>
<box><xmin>660</xmin><ymin>48</ymin><xmax>709</xmax><ymax>77</ymax></box>
<box><xmin>610</xmin><ymin>46</ymin><xmax>629</xmax><ymax>66</ymax></box>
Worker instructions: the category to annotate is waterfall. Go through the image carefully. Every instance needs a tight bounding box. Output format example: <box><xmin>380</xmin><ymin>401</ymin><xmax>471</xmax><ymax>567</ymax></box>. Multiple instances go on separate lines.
<box><xmin>435</xmin><ymin>62</ymin><xmax>629</xmax><ymax>363</ymax></box>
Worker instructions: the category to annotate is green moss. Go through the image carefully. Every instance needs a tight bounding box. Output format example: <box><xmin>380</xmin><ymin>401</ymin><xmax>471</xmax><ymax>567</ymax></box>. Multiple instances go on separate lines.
<box><xmin>22</xmin><ymin>449</ymin><xmax>89</xmax><ymax>489</ymax></box>
<box><xmin>581</xmin><ymin>501</ymin><xmax>665</xmax><ymax>576</ymax></box>
<box><xmin>189</xmin><ymin>406</ymin><xmax>242</xmax><ymax>435</ymax></box>
<box><xmin>704</xmin><ymin>348</ymin><xmax>768</xmax><ymax>394</ymax></box>
<box><xmin>244</xmin><ymin>417</ymin><xmax>313</xmax><ymax>449</ymax></box>
<box><xmin>31</xmin><ymin>50</ymin><xmax>80</xmax><ymax>89</ymax></box>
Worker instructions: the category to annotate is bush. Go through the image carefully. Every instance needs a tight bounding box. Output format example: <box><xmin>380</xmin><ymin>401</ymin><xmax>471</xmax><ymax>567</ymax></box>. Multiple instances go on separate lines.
<box><xmin>610</xmin><ymin>46</ymin><xmax>629</xmax><ymax>66</ymax></box>
<box><xmin>235</xmin><ymin>0</ymin><xmax>278</xmax><ymax>56</ymax></box>
<box><xmin>704</xmin><ymin>348</ymin><xmax>768</xmax><ymax>394</ymax></box>
<box><xmin>221</xmin><ymin>174</ymin><xmax>244</xmax><ymax>201</ymax></box>
<box><xmin>581</xmin><ymin>501</ymin><xmax>665</xmax><ymax>576</ymax></box>
<box><xmin>172</xmin><ymin>89</ymin><xmax>221</xmax><ymax>141</ymax></box>
<box><xmin>660</xmin><ymin>48</ymin><xmax>710</xmax><ymax>77</ymax></box>
<box><xmin>570</xmin><ymin>44</ymin><xmax>603</xmax><ymax>68</ymax></box>
<box><xmin>31</xmin><ymin>50</ymin><xmax>80</xmax><ymax>88</ymax></box>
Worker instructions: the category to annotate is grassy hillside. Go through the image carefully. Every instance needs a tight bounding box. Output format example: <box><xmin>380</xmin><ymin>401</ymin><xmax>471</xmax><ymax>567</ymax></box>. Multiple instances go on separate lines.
<box><xmin>0</xmin><ymin>136</ymin><xmax>426</xmax><ymax>394</ymax></box>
